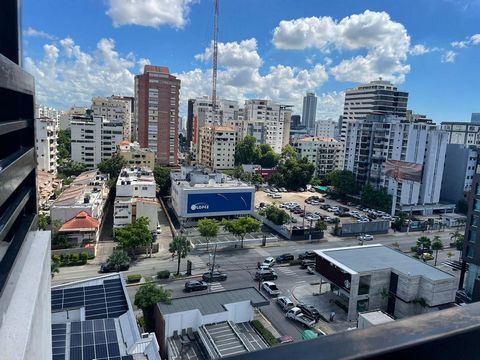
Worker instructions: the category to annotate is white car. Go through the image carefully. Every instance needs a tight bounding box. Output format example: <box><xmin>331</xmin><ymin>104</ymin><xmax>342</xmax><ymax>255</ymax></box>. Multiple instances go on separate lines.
<box><xmin>156</xmin><ymin>224</ymin><xmax>162</xmax><ymax>234</ymax></box>
<box><xmin>262</xmin><ymin>257</ymin><xmax>275</xmax><ymax>267</ymax></box>
<box><xmin>358</xmin><ymin>234</ymin><xmax>374</xmax><ymax>242</ymax></box>
<box><xmin>327</xmin><ymin>206</ymin><xmax>339</xmax><ymax>212</ymax></box>
<box><xmin>262</xmin><ymin>281</ymin><xmax>280</xmax><ymax>297</ymax></box>
<box><xmin>271</xmin><ymin>193</ymin><xmax>282</xmax><ymax>199</ymax></box>
<box><xmin>277</xmin><ymin>296</ymin><xmax>295</xmax><ymax>311</ymax></box>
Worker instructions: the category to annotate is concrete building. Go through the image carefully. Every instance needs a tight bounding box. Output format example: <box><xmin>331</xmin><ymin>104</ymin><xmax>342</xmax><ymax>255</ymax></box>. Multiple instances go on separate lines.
<box><xmin>291</xmin><ymin>137</ymin><xmax>344</xmax><ymax>177</ymax></box>
<box><xmin>35</xmin><ymin>116</ymin><xmax>59</xmax><ymax>174</ymax></box>
<box><xmin>315</xmin><ymin>119</ymin><xmax>337</xmax><ymax>139</ymax></box>
<box><xmin>114</xmin><ymin>166</ymin><xmax>159</xmax><ymax>231</ymax></box>
<box><xmin>344</xmin><ymin>115</ymin><xmax>451</xmax><ymax>215</ymax></box>
<box><xmin>171</xmin><ymin>166</ymin><xmax>255</xmax><ymax>220</ymax></box>
<box><xmin>314</xmin><ymin>245</ymin><xmax>457</xmax><ymax>322</ymax></box>
<box><xmin>154</xmin><ymin>288</ymin><xmax>269</xmax><ymax>359</ymax></box>
<box><xmin>291</xmin><ymin>114</ymin><xmax>301</xmax><ymax>128</ymax></box>
<box><xmin>135</xmin><ymin>65</ymin><xmax>180</xmax><ymax>166</ymax></box>
<box><xmin>37</xmin><ymin>169</ymin><xmax>61</xmax><ymax>210</ymax></box>
<box><xmin>35</xmin><ymin>103</ymin><xmax>60</xmax><ymax>120</ymax></box>
<box><xmin>119</xmin><ymin>140</ymin><xmax>156</xmax><ymax>169</ymax></box>
<box><xmin>441</xmin><ymin>144</ymin><xmax>478</xmax><ymax>205</ymax></box>
<box><xmin>0</xmin><ymin>10</ymin><xmax>52</xmax><ymax>358</ymax></box>
<box><xmin>302</xmin><ymin>92</ymin><xmax>317</xmax><ymax>133</ymax></box>
<box><xmin>440</xmin><ymin>121</ymin><xmax>480</xmax><ymax>146</ymax></box>
<box><xmin>58</xmin><ymin>106</ymin><xmax>89</xmax><ymax>130</ymax></box>
<box><xmin>242</xmin><ymin>99</ymin><xmax>292</xmax><ymax>153</ymax></box>
<box><xmin>51</xmin><ymin>170</ymin><xmax>109</xmax><ymax>225</ymax></box>
<box><xmin>471</xmin><ymin>113</ymin><xmax>480</xmax><ymax>124</ymax></box>
<box><xmin>406</xmin><ymin>110</ymin><xmax>434</xmax><ymax>124</ymax></box>
<box><xmin>71</xmin><ymin>115</ymin><xmax>124</xmax><ymax>169</ymax></box>
<box><xmin>92</xmin><ymin>95</ymin><xmax>133</xmax><ymax>141</ymax></box>
<box><xmin>52</xmin><ymin>274</ymin><xmax>161</xmax><ymax>360</ymax></box>
<box><xmin>357</xmin><ymin>311</ymin><xmax>395</xmax><ymax>329</ymax></box>
<box><xmin>341</xmin><ymin>80</ymin><xmax>409</xmax><ymax>140</ymax></box>
<box><xmin>198</xmin><ymin>125</ymin><xmax>236</xmax><ymax>170</ymax></box>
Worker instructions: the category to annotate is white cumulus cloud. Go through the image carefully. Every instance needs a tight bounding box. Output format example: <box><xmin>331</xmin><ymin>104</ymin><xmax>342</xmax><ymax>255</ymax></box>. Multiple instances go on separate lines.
<box><xmin>106</xmin><ymin>0</ymin><xmax>193</xmax><ymax>29</ymax></box>
<box><xmin>442</xmin><ymin>50</ymin><xmax>457</xmax><ymax>63</ymax></box>
<box><xmin>272</xmin><ymin>10</ymin><xmax>411</xmax><ymax>84</ymax></box>
<box><xmin>452</xmin><ymin>33</ymin><xmax>480</xmax><ymax>48</ymax></box>
<box><xmin>23</xmin><ymin>27</ymin><xmax>56</xmax><ymax>40</ymax></box>
<box><xmin>409</xmin><ymin>44</ymin><xmax>432</xmax><ymax>55</ymax></box>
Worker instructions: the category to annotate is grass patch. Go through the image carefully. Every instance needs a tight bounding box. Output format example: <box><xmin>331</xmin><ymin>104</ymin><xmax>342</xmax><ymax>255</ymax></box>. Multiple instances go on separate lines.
<box><xmin>127</xmin><ymin>274</ymin><xmax>142</xmax><ymax>283</ymax></box>
<box><xmin>251</xmin><ymin>320</ymin><xmax>279</xmax><ymax>346</ymax></box>
<box><xmin>157</xmin><ymin>270</ymin><xmax>171</xmax><ymax>279</ymax></box>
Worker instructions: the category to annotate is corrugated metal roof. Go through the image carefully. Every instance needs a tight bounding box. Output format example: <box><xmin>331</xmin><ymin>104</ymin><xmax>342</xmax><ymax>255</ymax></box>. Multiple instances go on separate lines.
<box><xmin>158</xmin><ymin>287</ymin><xmax>269</xmax><ymax>315</ymax></box>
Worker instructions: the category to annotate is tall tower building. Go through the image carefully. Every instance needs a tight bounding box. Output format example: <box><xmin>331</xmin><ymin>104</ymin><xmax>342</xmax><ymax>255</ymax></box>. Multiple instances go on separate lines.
<box><xmin>135</xmin><ymin>65</ymin><xmax>180</xmax><ymax>166</ymax></box>
<box><xmin>302</xmin><ymin>92</ymin><xmax>317</xmax><ymax>133</ymax></box>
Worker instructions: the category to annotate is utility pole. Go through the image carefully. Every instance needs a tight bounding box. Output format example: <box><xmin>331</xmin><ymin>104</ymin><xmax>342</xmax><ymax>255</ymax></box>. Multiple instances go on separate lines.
<box><xmin>211</xmin><ymin>0</ymin><xmax>219</xmax><ymax>124</ymax></box>
<box><xmin>209</xmin><ymin>243</ymin><xmax>218</xmax><ymax>292</ymax></box>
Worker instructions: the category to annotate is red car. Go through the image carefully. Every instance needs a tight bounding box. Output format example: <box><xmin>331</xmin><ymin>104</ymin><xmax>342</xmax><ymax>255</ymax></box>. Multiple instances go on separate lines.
<box><xmin>277</xmin><ymin>335</ymin><xmax>294</xmax><ymax>344</ymax></box>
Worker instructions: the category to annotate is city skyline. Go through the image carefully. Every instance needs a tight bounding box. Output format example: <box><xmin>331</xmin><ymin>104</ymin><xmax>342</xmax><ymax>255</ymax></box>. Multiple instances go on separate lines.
<box><xmin>23</xmin><ymin>0</ymin><xmax>480</xmax><ymax>122</ymax></box>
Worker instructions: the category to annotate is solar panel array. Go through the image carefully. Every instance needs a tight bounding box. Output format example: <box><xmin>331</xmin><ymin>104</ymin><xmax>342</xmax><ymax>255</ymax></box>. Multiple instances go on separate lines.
<box><xmin>52</xmin><ymin>323</ymin><xmax>67</xmax><ymax>360</ymax></box>
<box><xmin>51</xmin><ymin>278</ymin><xmax>128</xmax><ymax>319</ymax></box>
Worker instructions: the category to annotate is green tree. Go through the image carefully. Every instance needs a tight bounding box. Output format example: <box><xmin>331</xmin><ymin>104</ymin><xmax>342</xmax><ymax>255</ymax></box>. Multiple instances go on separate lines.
<box><xmin>257</xmin><ymin>144</ymin><xmax>280</xmax><ymax>168</ymax></box>
<box><xmin>431</xmin><ymin>236</ymin><xmax>444</xmax><ymax>266</ymax></box>
<box><xmin>457</xmin><ymin>199</ymin><xmax>468</xmax><ymax>215</ymax></box>
<box><xmin>198</xmin><ymin>218</ymin><xmax>219</xmax><ymax>251</ymax></box>
<box><xmin>454</xmin><ymin>234</ymin><xmax>465</xmax><ymax>251</ymax></box>
<box><xmin>222</xmin><ymin>216</ymin><xmax>261</xmax><ymax>248</ymax></box>
<box><xmin>98</xmin><ymin>153</ymin><xmax>127</xmax><ymax>180</ymax></box>
<box><xmin>417</xmin><ymin>236</ymin><xmax>432</xmax><ymax>254</ymax></box>
<box><xmin>328</xmin><ymin>170</ymin><xmax>356</xmax><ymax>198</ymax></box>
<box><xmin>51</xmin><ymin>258</ymin><xmax>60</xmax><ymax>278</ymax></box>
<box><xmin>272</xmin><ymin>157</ymin><xmax>314</xmax><ymax>190</ymax></box>
<box><xmin>281</xmin><ymin>144</ymin><xmax>297</xmax><ymax>159</ymax></box>
<box><xmin>58</xmin><ymin>160</ymin><xmax>87</xmax><ymax>177</ymax></box>
<box><xmin>134</xmin><ymin>283</ymin><xmax>171</xmax><ymax>331</ymax></box>
<box><xmin>392</xmin><ymin>212</ymin><xmax>408</xmax><ymax>231</ymax></box>
<box><xmin>235</xmin><ymin>135</ymin><xmax>259</xmax><ymax>165</ymax></box>
<box><xmin>38</xmin><ymin>212</ymin><xmax>50</xmax><ymax>230</ymax></box>
<box><xmin>361</xmin><ymin>184</ymin><xmax>392</xmax><ymax>213</ymax></box>
<box><xmin>153</xmin><ymin>165</ymin><xmax>172</xmax><ymax>196</ymax></box>
<box><xmin>106</xmin><ymin>250</ymin><xmax>131</xmax><ymax>272</ymax></box>
<box><xmin>262</xmin><ymin>205</ymin><xmax>290</xmax><ymax>225</ymax></box>
<box><xmin>57</xmin><ymin>129</ymin><xmax>71</xmax><ymax>162</ymax></box>
<box><xmin>115</xmin><ymin>217</ymin><xmax>153</xmax><ymax>256</ymax></box>
<box><xmin>315</xmin><ymin>221</ymin><xmax>327</xmax><ymax>231</ymax></box>
<box><xmin>168</xmin><ymin>235</ymin><xmax>192</xmax><ymax>275</ymax></box>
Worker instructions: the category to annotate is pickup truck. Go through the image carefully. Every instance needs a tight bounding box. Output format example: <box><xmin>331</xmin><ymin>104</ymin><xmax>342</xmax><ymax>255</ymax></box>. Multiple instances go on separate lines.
<box><xmin>286</xmin><ymin>307</ymin><xmax>316</xmax><ymax>328</ymax></box>
<box><xmin>262</xmin><ymin>281</ymin><xmax>281</xmax><ymax>297</ymax></box>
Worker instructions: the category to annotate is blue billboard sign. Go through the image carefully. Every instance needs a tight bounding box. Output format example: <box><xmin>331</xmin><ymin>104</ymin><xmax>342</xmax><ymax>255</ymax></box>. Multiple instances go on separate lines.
<box><xmin>187</xmin><ymin>192</ymin><xmax>253</xmax><ymax>215</ymax></box>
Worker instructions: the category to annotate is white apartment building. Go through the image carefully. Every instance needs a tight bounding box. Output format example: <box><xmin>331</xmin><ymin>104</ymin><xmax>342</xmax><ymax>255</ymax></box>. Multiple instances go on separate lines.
<box><xmin>92</xmin><ymin>95</ymin><xmax>133</xmax><ymax>141</ymax></box>
<box><xmin>343</xmin><ymin>115</ymin><xmax>451</xmax><ymax>215</ymax></box>
<box><xmin>71</xmin><ymin>115</ymin><xmax>124</xmax><ymax>169</ymax></box>
<box><xmin>440</xmin><ymin>121</ymin><xmax>480</xmax><ymax>146</ymax></box>
<box><xmin>198</xmin><ymin>125</ymin><xmax>236</xmax><ymax>170</ymax></box>
<box><xmin>58</xmin><ymin>106</ymin><xmax>89</xmax><ymax>130</ymax></box>
<box><xmin>315</xmin><ymin>119</ymin><xmax>337</xmax><ymax>138</ymax></box>
<box><xmin>242</xmin><ymin>99</ymin><xmax>292</xmax><ymax>153</ymax></box>
<box><xmin>291</xmin><ymin>137</ymin><xmax>344</xmax><ymax>177</ymax></box>
<box><xmin>35</xmin><ymin>104</ymin><xmax>60</xmax><ymax>120</ymax></box>
<box><xmin>114</xmin><ymin>167</ymin><xmax>159</xmax><ymax>231</ymax></box>
<box><xmin>341</xmin><ymin>80</ymin><xmax>409</xmax><ymax>140</ymax></box>
<box><xmin>35</xmin><ymin>116</ymin><xmax>58</xmax><ymax>174</ymax></box>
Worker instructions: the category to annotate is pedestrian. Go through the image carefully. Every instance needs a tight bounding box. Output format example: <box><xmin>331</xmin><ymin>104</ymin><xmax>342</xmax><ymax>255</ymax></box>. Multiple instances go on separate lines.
<box><xmin>257</xmin><ymin>262</ymin><xmax>261</xmax><ymax>269</ymax></box>
<box><xmin>171</xmin><ymin>252</ymin><xmax>175</xmax><ymax>261</ymax></box>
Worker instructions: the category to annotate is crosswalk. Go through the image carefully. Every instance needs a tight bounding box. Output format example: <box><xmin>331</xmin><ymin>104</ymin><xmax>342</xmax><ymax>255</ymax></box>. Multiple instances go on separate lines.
<box><xmin>209</xmin><ymin>282</ymin><xmax>225</xmax><ymax>292</ymax></box>
<box><xmin>254</xmin><ymin>248</ymin><xmax>271</xmax><ymax>257</ymax></box>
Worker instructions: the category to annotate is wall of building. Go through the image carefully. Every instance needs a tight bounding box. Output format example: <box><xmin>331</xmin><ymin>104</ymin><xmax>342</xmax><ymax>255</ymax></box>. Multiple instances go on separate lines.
<box><xmin>441</xmin><ymin>144</ymin><xmax>476</xmax><ymax>204</ymax></box>
<box><xmin>136</xmin><ymin>200</ymin><xmax>159</xmax><ymax>231</ymax></box>
<box><xmin>224</xmin><ymin>301</ymin><xmax>255</xmax><ymax>323</ymax></box>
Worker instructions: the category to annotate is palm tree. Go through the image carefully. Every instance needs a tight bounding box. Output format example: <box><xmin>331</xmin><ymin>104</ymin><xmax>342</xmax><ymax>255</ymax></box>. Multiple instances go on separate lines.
<box><xmin>431</xmin><ymin>236</ymin><xmax>444</xmax><ymax>266</ymax></box>
<box><xmin>169</xmin><ymin>235</ymin><xmax>192</xmax><ymax>275</ymax></box>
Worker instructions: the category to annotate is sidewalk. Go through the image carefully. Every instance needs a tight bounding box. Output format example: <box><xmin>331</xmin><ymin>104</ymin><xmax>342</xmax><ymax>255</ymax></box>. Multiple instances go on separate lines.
<box><xmin>254</xmin><ymin>308</ymin><xmax>281</xmax><ymax>338</ymax></box>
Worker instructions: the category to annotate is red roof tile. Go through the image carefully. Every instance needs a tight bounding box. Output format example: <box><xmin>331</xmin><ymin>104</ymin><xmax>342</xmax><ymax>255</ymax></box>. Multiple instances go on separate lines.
<box><xmin>59</xmin><ymin>211</ymin><xmax>99</xmax><ymax>232</ymax></box>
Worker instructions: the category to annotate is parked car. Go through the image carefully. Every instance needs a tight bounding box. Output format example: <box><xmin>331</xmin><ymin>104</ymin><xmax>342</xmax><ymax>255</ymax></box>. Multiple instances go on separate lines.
<box><xmin>262</xmin><ymin>257</ymin><xmax>275</xmax><ymax>267</ymax></box>
<box><xmin>320</xmin><ymin>204</ymin><xmax>330</xmax><ymax>210</ymax></box>
<box><xmin>298</xmin><ymin>250</ymin><xmax>316</xmax><ymax>260</ymax></box>
<box><xmin>300</xmin><ymin>259</ymin><xmax>316</xmax><ymax>269</ymax></box>
<box><xmin>277</xmin><ymin>335</ymin><xmax>294</xmax><ymax>344</ymax></box>
<box><xmin>255</xmin><ymin>269</ymin><xmax>278</xmax><ymax>281</ymax></box>
<box><xmin>271</xmin><ymin>193</ymin><xmax>282</xmax><ymax>199</ymax></box>
<box><xmin>262</xmin><ymin>281</ymin><xmax>280</xmax><ymax>297</ymax></box>
<box><xmin>277</xmin><ymin>296</ymin><xmax>295</xmax><ymax>311</ymax></box>
<box><xmin>156</xmin><ymin>224</ymin><xmax>162</xmax><ymax>234</ymax></box>
<box><xmin>99</xmin><ymin>262</ymin><xmax>130</xmax><ymax>273</ymax></box>
<box><xmin>202</xmin><ymin>271</ymin><xmax>227</xmax><ymax>282</ymax></box>
<box><xmin>327</xmin><ymin>206</ymin><xmax>339</xmax><ymax>212</ymax></box>
<box><xmin>357</xmin><ymin>234</ymin><xmax>374</xmax><ymax>242</ymax></box>
<box><xmin>286</xmin><ymin>307</ymin><xmax>316</xmax><ymax>327</ymax></box>
<box><xmin>184</xmin><ymin>280</ymin><xmax>208</xmax><ymax>293</ymax></box>
<box><xmin>297</xmin><ymin>303</ymin><xmax>321</xmax><ymax>322</ymax></box>
<box><xmin>276</xmin><ymin>253</ymin><xmax>295</xmax><ymax>263</ymax></box>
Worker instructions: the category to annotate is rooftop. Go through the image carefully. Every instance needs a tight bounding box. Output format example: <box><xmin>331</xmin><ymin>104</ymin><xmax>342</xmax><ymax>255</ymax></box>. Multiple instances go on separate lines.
<box><xmin>315</xmin><ymin>244</ymin><xmax>453</xmax><ymax>281</ymax></box>
<box><xmin>117</xmin><ymin>166</ymin><xmax>155</xmax><ymax>185</ymax></box>
<box><xmin>158</xmin><ymin>287</ymin><xmax>269</xmax><ymax>316</ymax></box>
<box><xmin>295</xmin><ymin>136</ymin><xmax>339</xmax><ymax>143</ymax></box>
<box><xmin>59</xmin><ymin>211</ymin><xmax>99</xmax><ymax>232</ymax></box>
<box><xmin>53</xmin><ymin>170</ymin><xmax>108</xmax><ymax>207</ymax></box>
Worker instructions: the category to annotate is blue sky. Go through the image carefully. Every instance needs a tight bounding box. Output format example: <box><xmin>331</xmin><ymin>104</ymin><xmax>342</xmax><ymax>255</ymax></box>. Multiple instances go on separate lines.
<box><xmin>23</xmin><ymin>0</ymin><xmax>480</xmax><ymax>122</ymax></box>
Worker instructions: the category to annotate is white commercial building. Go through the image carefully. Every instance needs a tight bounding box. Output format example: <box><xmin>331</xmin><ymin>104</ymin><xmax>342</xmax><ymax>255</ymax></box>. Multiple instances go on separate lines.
<box><xmin>35</xmin><ymin>103</ymin><xmax>60</xmax><ymax>120</ymax></box>
<box><xmin>343</xmin><ymin>115</ymin><xmax>450</xmax><ymax>215</ymax></box>
<box><xmin>198</xmin><ymin>125</ymin><xmax>236</xmax><ymax>170</ymax></box>
<box><xmin>242</xmin><ymin>99</ymin><xmax>292</xmax><ymax>153</ymax></box>
<box><xmin>35</xmin><ymin>116</ymin><xmax>59</xmax><ymax>174</ymax></box>
<box><xmin>291</xmin><ymin>137</ymin><xmax>344</xmax><ymax>178</ymax></box>
<box><xmin>171</xmin><ymin>166</ymin><xmax>255</xmax><ymax>219</ymax></box>
<box><xmin>341</xmin><ymin>80</ymin><xmax>408</xmax><ymax>141</ymax></box>
<box><xmin>71</xmin><ymin>115</ymin><xmax>124</xmax><ymax>169</ymax></box>
<box><xmin>51</xmin><ymin>170</ymin><xmax>109</xmax><ymax>225</ymax></box>
<box><xmin>92</xmin><ymin>95</ymin><xmax>133</xmax><ymax>141</ymax></box>
<box><xmin>114</xmin><ymin>166</ymin><xmax>159</xmax><ymax>231</ymax></box>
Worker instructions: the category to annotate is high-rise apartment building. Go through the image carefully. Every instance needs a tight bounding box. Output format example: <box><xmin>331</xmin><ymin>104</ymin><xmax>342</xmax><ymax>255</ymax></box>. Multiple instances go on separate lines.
<box><xmin>440</xmin><ymin>121</ymin><xmax>480</xmax><ymax>146</ymax></box>
<box><xmin>92</xmin><ymin>95</ymin><xmax>133</xmax><ymax>141</ymax></box>
<box><xmin>344</xmin><ymin>115</ymin><xmax>450</xmax><ymax>215</ymax></box>
<box><xmin>315</xmin><ymin>119</ymin><xmax>337</xmax><ymax>139</ymax></box>
<box><xmin>58</xmin><ymin>106</ymin><xmax>89</xmax><ymax>130</ymax></box>
<box><xmin>135</xmin><ymin>65</ymin><xmax>180</xmax><ymax>166</ymax></box>
<box><xmin>302</xmin><ymin>92</ymin><xmax>317</xmax><ymax>133</ymax></box>
<box><xmin>35</xmin><ymin>116</ymin><xmax>58</xmax><ymax>174</ymax></box>
<box><xmin>341</xmin><ymin>80</ymin><xmax>408</xmax><ymax>140</ymax></box>
<box><xmin>35</xmin><ymin>104</ymin><xmax>60</xmax><ymax>120</ymax></box>
<box><xmin>242</xmin><ymin>99</ymin><xmax>292</xmax><ymax>153</ymax></box>
<box><xmin>471</xmin><ymin>113</ymin><xmax>480</xmax><ymax>124</ymax></box>
<box><xmin>198</xmin><ymin>125</ymin><xmax>236</xmax><ymax>170</ymax></box>
<box><xmin>291</xmin><ymin>114</ymin><xmax>301</xmax><ymax>128</ymax></box>
<box><xmin>0</xmin><ymin>2</ymin><xmax>52</xmax><ymax>357</ymax></box>
<box><xmin>70</xmin><ymin>116</ymin><xmax>124</xmax><ymax>169</ymax></box>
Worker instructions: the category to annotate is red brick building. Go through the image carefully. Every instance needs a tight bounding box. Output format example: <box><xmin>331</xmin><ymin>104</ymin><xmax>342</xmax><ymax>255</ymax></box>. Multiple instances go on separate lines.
<box><xmin>135</xmin><ymin>65</ymin><xmax>180</xmax><ymax>166</ymax></box>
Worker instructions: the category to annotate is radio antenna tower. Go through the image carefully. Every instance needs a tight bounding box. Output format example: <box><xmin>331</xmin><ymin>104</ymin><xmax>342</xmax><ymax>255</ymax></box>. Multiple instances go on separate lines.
<box><xmin>211</xmin><ymin>0</ymin><xmax>219</xmax><ymax>124</ymax></box>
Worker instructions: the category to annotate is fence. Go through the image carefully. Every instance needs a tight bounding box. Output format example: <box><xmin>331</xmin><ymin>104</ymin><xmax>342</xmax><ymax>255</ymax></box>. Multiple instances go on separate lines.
<box><xmin>341</xmin><ymin>221</ymin><xmax>390</xmax><ymax>236</ymax></box>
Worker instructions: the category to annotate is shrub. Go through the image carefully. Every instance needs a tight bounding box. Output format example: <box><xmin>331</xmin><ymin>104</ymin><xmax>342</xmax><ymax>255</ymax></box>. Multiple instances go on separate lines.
<box><xmin>251</xmin><ymin>320</ymin><xmax>279</xmax><ymax>346</ymax></box>
<box><xmin>52</xmin><ymin>255</ymin><xmax>61</xmax><ymax>264</ymax></box>
<box><xmin>79</xmin><ymin>252</ymin><xmax>88</xmax><ymax>264</ymax></box>
<box><xmin>410</xmin><ymin>246</ymin><xmax>418</xmax><ymax>253</ymax></box>
<box><xmin>127</xmin><ymin>274</ymin><xmax>142</xmax><ymax>283</ymax></box>
<box><xmin>157</xmin><ymin>270</ymin><xmax>171</xmax><ymax>279</ymax></box>
<box><xmin>289</xmin><ymin>259</ymin><xmax>302</xmax><ymax>266</ymax></box>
